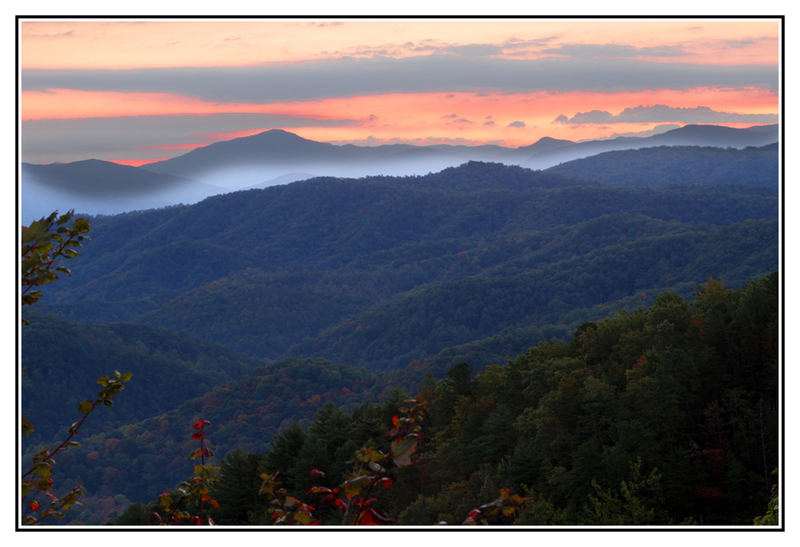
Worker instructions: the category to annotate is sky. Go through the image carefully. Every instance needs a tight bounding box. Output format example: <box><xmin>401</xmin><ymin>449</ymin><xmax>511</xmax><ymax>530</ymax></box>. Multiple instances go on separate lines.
<box><xmin>18</xmin><ymin>17</ymin><xmax>781</xmax><ymax>165</ymax></box>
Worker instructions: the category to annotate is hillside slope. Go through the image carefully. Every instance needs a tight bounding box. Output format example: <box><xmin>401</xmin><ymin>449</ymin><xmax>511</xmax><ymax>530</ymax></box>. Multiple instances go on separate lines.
<box><xmin>37</xmin><ymin>160</ymin><xmax>778</xmax><ymax>369</ymax></box>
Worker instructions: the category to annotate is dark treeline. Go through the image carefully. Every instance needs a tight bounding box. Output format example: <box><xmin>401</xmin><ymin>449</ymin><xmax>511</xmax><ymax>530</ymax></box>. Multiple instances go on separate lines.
<box><xmin>113</xmin><ymin>273</ymin><xmax>778</xmax><ymax>526</ymax></box>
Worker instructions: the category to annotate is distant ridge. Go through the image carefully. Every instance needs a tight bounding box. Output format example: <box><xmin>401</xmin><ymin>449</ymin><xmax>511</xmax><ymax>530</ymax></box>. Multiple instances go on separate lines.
<box><xmin>520</xmin><ymin>123</ymin><xmax>778</xmax><ymax>169</ymax></box>
<box><xmin>22</xmin><ymin>123</ymin><xmax>778</xmax><ymax>220</ymax></box>
<box><xmin>140</xmin><ymin>124</ymin><xmax>778</xmax><ymax>183</ymax></box>
<box><xmin>21</xmin><ymin>159</ymin><xmax>223</xmax><ymax>223</ymax></box>
<box><xmin>23</xmin><ymin>159</ymin><xmax>195</xmax><ymax>197</ymax></box>
<box><xmin>545</xmin><ymin>143</ymin><xmax>778</xmax><ymax>189</ymax></box>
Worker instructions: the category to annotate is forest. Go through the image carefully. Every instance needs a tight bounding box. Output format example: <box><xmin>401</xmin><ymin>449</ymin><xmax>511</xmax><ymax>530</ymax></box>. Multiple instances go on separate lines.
<box><xmin>108</xmin><ymin>273</ymin><xmax>779</xmax><ymax>526</ymax></box>
<box><xmin>20</xmin><ymin>151</ymin><xmax>780</xmax><ymax>527</ymax></box>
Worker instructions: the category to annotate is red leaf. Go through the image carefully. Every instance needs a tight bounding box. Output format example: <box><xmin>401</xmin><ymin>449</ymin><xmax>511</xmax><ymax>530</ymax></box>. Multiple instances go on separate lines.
<box><xmin>29</xmin><ymin>500</ymin><xmax>40</xmax><ymax>511</ymax></box>
<box><xmin>193</xmin><ymin>419</ymin><xmax>211</xmax><ymax>429</ymax></box>
<box><xmin>309</xmin><ymin>468</ymin><xmax>326</xmax><ymax>478</ymax></box>
<box><xmin>191</xmin><ymin>432</ymin><xmax>205</xmax><ymax>440</ymax></box>
<box><xmin>392</xmin><ymin>415</ymin><xmax>399</xmax><ymax>427</ymax></box>
<box><xmin>378</xmin><ymin>477</ymin><xmax>394</xmax><ymax>489</ymax></box>
<box><xmin>357</xmin><ymin>507</ymin><xmax>396</xmax><ymax>525</ymax></box>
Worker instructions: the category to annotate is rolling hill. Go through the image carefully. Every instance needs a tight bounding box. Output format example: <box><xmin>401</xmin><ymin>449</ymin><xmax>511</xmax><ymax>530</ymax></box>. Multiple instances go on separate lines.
<box><xmin>37</xmin><ymin>160</ymin><xmax>777</xmax><ymax>368</ymax></box>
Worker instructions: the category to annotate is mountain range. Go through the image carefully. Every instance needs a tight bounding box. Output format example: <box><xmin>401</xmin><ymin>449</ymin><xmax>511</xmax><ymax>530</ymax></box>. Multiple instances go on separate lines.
<box><xmin>21</xmin><ymin>138</ymin><xmax>779</xmax><ymax>523</ymax></box>
<box><xmin>20</xmin><ymin>123</ymin><xmax>778</xmax><ymax>223</ymax></box>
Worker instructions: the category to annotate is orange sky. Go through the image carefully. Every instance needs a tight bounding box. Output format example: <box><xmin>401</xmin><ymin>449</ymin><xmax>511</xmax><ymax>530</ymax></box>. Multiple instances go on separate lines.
<box><xmin>19</xmin><ymin>18</ymin><xmax>781</xmax><ymax>164</ymax></box>
<box><xmin>20</xmin><ymin>19</ymin><xmax>779</xmax><ymax>69</ymax></box>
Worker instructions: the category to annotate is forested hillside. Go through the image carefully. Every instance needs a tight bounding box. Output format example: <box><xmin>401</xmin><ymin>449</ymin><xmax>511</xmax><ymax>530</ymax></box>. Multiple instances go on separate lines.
<box><xmin>37</xmin><ymin>161</ymin><xmax>777</xmax><ymax>370</ymax></box>
<box><xmin>23</xmin><ymin>356</ymin><xmax>399</xmax><ymax>523</ymax></box>
<box><xmin>107</xmin><ymin>274</ymin><xmax>778</xmax><ymax>526</ymax></box>
<box><xmin>21</xmin><ymin>310</ymin><xmax>263</xmax><ymax>446</ymax></box>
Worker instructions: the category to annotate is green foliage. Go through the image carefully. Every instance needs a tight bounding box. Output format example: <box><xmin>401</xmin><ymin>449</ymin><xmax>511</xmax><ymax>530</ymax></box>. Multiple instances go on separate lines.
<box><xmin>585</xmin><ymin>459</ymin><xmax>666</xmax><ymax>525</ymax></box>
<box><xmin>209</xmin><ymin>449</ymin><xmax>268</xmax><ymax>524</ymax></box>
<box><xmin>21</xmin><ymin>210</ymin><xmax>90</xmax><ymax>317</ymax></box>
<box><xmin>21</xmin><ymin>212</ymin><xmax>135</xmax><ymax>526</ymax></box>
<box><xmin>753</xmin><ymin>471</ymin><xmax>779</xmax><ymax>526</ymax></box>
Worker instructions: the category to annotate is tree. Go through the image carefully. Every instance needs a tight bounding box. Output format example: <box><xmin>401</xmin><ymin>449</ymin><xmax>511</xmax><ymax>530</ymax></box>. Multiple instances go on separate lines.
<box><xmin>21</xmin><ymin>211</ymin><xmax>131</xmax><ymax>525</ymax></box>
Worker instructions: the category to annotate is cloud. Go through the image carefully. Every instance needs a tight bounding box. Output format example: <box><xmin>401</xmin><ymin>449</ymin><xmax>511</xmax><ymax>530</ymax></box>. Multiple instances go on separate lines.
<box><xmin>565</xmin><ymin>110</ymin><xmax>614</xmax><ymax>123</ymax></box>
<box><xmin>553</xmin><ymin>114</ymin><xmax>569</xmax><ymax>124</ymax></box>
<box><xmin>503</xmin><ymin>36</ymin><xmax>561</xmax><ymax>49</ymax></box>
<box><xmin>442</xmin><ymin>114</ymin><xmax>473</xmax><ymax>124</ymax></box>
<box><xmin>441</xmin><ymin>43</ymin><xmax>504</xmax><ymax>57</ymax></box>
<box><xmin>608</xmin><ymin>124</ymin><xmax>682</xmax><ymax>138</ymax></box>
<box><xmin>21</xmin><ymin>113</ymin><xmax>358</xmax><ymax>163</ymax></box>
<box><xmin>21</xmin><ymin>54</ymin><xmax>779</xmax><ymax>103</ymax></box>
<box><xmin>541</xmin><ymin>43</ymin><xmax>688</xmax><ymax>59</ymax></box>
<box><xmin>25</xmin><ymin>29</ymin><xmax>75</xmax><ymax>39</ymax></box>
<box><xmin>559</xmin><ymin>104</ymin><xmax>778</xmax><ymax>124</ymax></box>
<box><xmin>508</xmin><ymin>121</ymin><xmax>526</xmax><ymax>128</ymax></box>
<box><xmin>483</xmin><ymin>121</ymin><xmax>495</xmax><ymax>126</ymax></box>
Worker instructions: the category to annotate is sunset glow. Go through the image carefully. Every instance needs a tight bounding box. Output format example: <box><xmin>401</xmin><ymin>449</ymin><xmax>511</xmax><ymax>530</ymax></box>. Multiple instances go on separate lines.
<box><xmin>19</xmin><ymin>17</ymin><xmax>780</xmax><ymax>165</ymax></box>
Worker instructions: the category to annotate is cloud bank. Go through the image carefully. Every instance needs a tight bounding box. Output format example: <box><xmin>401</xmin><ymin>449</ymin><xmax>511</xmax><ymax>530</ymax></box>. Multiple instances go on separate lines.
<box><xmin>555</xmin><ymin>104</ymin><xmax>778</xmax><ymax>125</ymax></box>
<box><xmin>22</xmin><ymin>54</ymin><xmax>778</xmax><ymax>104</ymax></box>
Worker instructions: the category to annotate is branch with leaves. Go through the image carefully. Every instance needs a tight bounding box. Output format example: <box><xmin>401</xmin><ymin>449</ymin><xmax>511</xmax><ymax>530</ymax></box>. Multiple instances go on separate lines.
<box><xmin>21</xmin><ymin>211</ymin><xmax>134</xmax><ymax>525</ymax></box>
<box><xmin>22</xmin><ymin>370</ymin><xmax>132</xmax><ymax>524</ymax></box>
<box><xmin>152</xmin><ymin>420</ymin><xmax>220</xmax><ymax>525</ymax></box>
<box><xmin>21</xmin><ymin>210</ymin><xmax>90</xmax><ymax>317</ymax></box>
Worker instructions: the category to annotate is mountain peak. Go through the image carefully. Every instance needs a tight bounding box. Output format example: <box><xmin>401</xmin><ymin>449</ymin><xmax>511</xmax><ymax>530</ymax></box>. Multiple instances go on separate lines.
<box><xmin>235</xmin><ymin>128</ymin><xmax>318</xmax><ymax>144</ymax></box>
<box><xmin>517</xmin><ymin>136</ymin><xmax>574</xmax><ymax>152</ymax></box>
<box><xmin>534</xmin><ymin>136</ymin><xmax>573</xmax><ymax>145</ymax></box>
